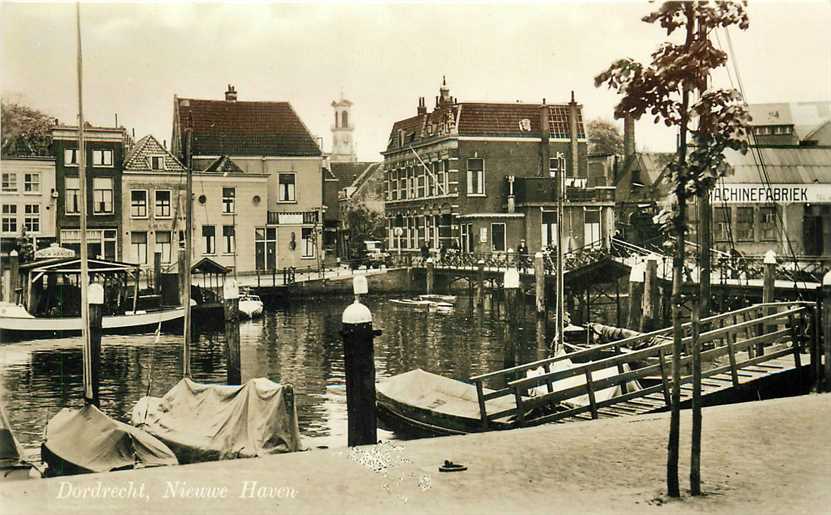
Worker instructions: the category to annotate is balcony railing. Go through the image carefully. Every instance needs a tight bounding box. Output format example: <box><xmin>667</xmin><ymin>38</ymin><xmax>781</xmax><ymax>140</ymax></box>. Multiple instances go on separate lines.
<box><xmin>267</xmin><ymin>210</ymin><xmax>319</xmax><ymax>225</ymax></box>
<box><xmin>510</xmin><ymin>177</ymin><xmax>616</xmax><ymax>204</ymax></box>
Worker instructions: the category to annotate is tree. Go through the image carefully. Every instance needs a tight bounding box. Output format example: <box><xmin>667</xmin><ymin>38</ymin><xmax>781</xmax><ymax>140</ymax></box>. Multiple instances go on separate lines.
<box><xmin>1</xmin><ymin>100</ymin><xmax>54</xmax><ymax>157</ymax></box>
<box><xmin>587</xmin><ymin>118</ymin><xmax>624</xmax><ymax>155</ymax></box>
<box><xmin>595</xmin><ymin>0</ymin><xmax>750</xmax><ymax>498</ymax></box>
<box><xmin>345</xmin><ymin>202</ymin><xmax>386</xmax><ymax>259</ymax></box>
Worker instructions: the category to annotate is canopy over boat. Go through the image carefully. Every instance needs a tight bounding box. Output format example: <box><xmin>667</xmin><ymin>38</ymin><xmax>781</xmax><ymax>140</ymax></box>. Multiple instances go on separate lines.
<box><xmin>42</xmin><ymin>405</ymin><xmax>178</xmax><ymax>476</ymax></box>
<box><xmin>131</xmin><ymin>378</ymin><xmax>305</xmax><ymax>464</ymax></box>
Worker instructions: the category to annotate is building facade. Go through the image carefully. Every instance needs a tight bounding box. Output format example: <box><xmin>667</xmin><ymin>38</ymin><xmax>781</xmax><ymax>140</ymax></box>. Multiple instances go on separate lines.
<box><xmin>382</xmin><ymin>79</ymin><xmax>615</xmax><ymax>256</ymax></box>
<box><xmin>53</xmin><ymin>125</ymin><xmax>127</xmax><ymax>260</ymax></box>
<box><xmin>0</xmin><ymin>156</ymin><xmax>57</xmax><ymax>254</ymax></box>
<box><xmin>171</xmin><ymin>85</ymin><xmax>325</xmax><ymax>271</ymax></box>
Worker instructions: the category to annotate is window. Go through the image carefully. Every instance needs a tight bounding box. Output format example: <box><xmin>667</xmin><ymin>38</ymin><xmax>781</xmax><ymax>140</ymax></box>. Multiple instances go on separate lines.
<box><xmin>131</xmin><ymin>232</ymin><xmax>148</xmax><ymax>264</ymax></box>
<box><xmin>541</xmin><ymin>211</ymin><xmax>558</xmax><ymax>249</ymax></box>
<box><xmin>61</xmin><ymin>229</ymin><xmax>117</xmax><ymax>260</ymax></box>
<box><xmin>255</xmin><ymin>227</ymin><xmax>277</xmax><ymax>270</ymax></box>
<box><xmin>467</xmin><ymin>158</ymin><xmax>485</xmax><ymax>195</ymax></box>
<box><xmin>147</xmin><ymin>155</ymin><xmax>165</xmax><ymax>170</ymax></box>
<box><xmin>436</xmin><ymin>161</ymin><xmax>446</xmax><ymax>195</ymax></box>
<box><xmin>130</xmin><ymin>190</ymin><xmax>148</xmax><ymax>218</ymax></box>
<box><xmin>736</xmin><ymin>207</ymin><xmax>754</xmax><ymax>241</ymax></box>
<box><xmin>202</xmin><ymin>225</ymin><xmax>216</xmax><ymax>254</ymax></box>
<box><xmin>23</xmin><ymin>204</ymin><xmax>39</xmax><ymax>232</ymax></box>
<box><xmin>92</xmin><ymin>149</ymin><xmax>113</xmax><ymax>166</ymax></box>
<box><xmin>491</xmin><ymin>223</ymin><xmax>506</xmax><ymax>252</ymax></box>
<box><xmin>1</xmin><ymin>205</ymin><xmax>17</xmax><ymax>233</ymax></box>
<box><xmin>417</xmin><ymin>172</ymin><xmax>425</xmax><ymax>198</ymax></box>
<box><xmin>549</xmin><ymin>154</ymin><xmax>569</xmax><ymax>178</ymax></box>
<box><xmin>156</xmin><ymin>232</ymin><xmax>172</xmax><ymax>263</ymax></box>
<box><xmin>64</xmin><ymin>149</ymin><xmax>79</xmax><ymax>166</ymax></box>
<box><xmin>584</xmin><ymin>209</ymin><xmax>601</xmax><ymax>246</ymax></box>
<box><xmin>1</xmin><ymin>173</ymin><xmax>16</xmax><ymax>192</ymax></box>
<box><xmin>714</xmin><ymin>207</ymin><xmax>731</xmax><ymax>242</ymax></box>
<box><xmin>278</xmin><ymin>173</ymin><xmax>296</xmax><ymax>202</ymax></box>
<box><xmin>23</xmin><ymin>173</ymin><xmax>40</xmax><ymax>193</ymax></box>
<box><xmin>222</xmin><ymin>187</ymin><xmax>235</xmax><ymax>214</ymax></box>
<box><xmin>760</xmin><ymin>207</ymin><xmax>778</xmax><ymax>241</ymax></box>
<box><xmin>65</xmin><ymin>177</ymin><xmax>80</xmax><ymax>214</ymax></box>
<box><xmin>92</xmin><ymin>177</ymin><xmax>113</xmax><ymax>214</ymax></box>
<box><xmin>222</xmin><ymin>225</ymin><xmax>235</xmax><ymax>254</ymax></box>
<box><xmin>301</xmin><ymin>227</ymin><xmax>315</xmax><ymax>258</ymax></box>
<box><xmin>155</xmin><ymin>190</ymin><xmax>172</xmax><ymax>218</ymax></box>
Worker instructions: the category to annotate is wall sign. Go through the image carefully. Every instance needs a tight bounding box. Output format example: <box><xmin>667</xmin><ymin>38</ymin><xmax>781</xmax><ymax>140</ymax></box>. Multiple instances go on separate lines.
<box><xmin>709</xmin><ymin>183</ymin><xmax>831</xmax><ymax>204</ymax></box>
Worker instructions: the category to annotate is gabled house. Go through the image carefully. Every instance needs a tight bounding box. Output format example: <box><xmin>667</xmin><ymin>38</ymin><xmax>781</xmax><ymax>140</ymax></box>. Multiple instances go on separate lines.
<box><xmin>171</xmin><ymin>85</ymin><xmax>324</xmax><ymax>270</ymax></box>
<box><xmin>747</xmin><ymin>102</ymin><xmax>831</xmax><ymax>146</ymax></box>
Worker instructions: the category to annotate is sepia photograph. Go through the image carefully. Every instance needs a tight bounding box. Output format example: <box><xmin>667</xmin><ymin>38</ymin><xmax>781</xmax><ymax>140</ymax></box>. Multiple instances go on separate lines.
<box><xmin>0</xmin><ymin>0</ymin><xmax>829</xmax><ymax>513</ymax></box>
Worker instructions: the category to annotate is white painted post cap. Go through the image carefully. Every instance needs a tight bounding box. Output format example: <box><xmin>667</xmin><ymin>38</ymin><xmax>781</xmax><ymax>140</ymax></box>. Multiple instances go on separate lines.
<box><xmin>534</xmin><ymin>252</ymin><xmax>544</xmax><ymax>258</ymax></box>
<box><xmin>426</xmin><ymin>258</ymin><xmax>433</xmax><ymax>263</ymax></box>
<box><xmin>9</xmin><ymin>250</ymin><xmax>17</xmax><ymax>257</ymax></box>
<box><xmin>629</xmin><ymin>261</ymin><xmax>645</xmax><ymax>283</ymax></box>
<box><xmin>763</xmin><ymin>250</ymin><xmax>777</xmax><ymax>265</ymax></box>
<box><xmin>353</xmin><ymin>274</ymin><xmax>368</xmax><ymax>295</ymax></box>
<box><xmin>646</xmin><ymin>253</ymin><xmax>660</xmax><ymax>263</ymax></box>
<box><xmin>504</xmin><ymin>267</ymin><xmax>520</xmax><ymax>289</ymax></box>
<box><xmin>223</xmin><ymin>279</ymin><xmax>239</xmax><ymax>300</ymax></box>
<box><xmin>88</xmin><ymin>283</ymin><xmax>104</xmax><ymax>305</ymax></box>
<box><xmin>823</xmin><ymin>270</ymin><xmax>831</xmax><ymax>287</ymax></box>
<box><xmin>342</xmin><ymin>300</ymin><xmax>372</xmax><ymax>324</ymax></box>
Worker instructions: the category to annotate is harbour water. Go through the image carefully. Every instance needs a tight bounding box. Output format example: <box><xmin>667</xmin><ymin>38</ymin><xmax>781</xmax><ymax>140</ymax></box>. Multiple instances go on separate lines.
<box><xmin>0</xmin><ymin>293</ymin><xmax>554</xmax><ymax>453</ymax></box>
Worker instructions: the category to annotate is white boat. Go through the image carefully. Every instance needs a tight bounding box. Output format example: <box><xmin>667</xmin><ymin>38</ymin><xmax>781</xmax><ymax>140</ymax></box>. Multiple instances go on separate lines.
<box><xmin>0</xmin><ymin>302</ymin><xmax>184</xmax><ymax>336</ymax></box>
<box><xmin>418</xmin><ymin>294</ymin><xmax>457</xmax><ymax>303</ymax></box>
<box><xmin>238</xmin><ymin>293</ymin><xmax>263</xmax><ymax>319</ymax></box>
<box><xmin>390</xmin><ymin>298</ymin><xmax>454</xmax><ymax>311</ymax></box>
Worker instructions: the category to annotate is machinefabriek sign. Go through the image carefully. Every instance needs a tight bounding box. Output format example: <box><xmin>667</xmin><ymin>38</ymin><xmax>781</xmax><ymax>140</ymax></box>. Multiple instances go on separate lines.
<box><xmin>710</xmin><ymin>184</ymin><xmax>831</xmax><ymax>204</ymax></box>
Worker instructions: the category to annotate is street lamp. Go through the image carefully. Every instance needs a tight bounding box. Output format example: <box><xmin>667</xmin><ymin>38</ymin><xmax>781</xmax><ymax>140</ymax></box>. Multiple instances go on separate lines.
<box><xmin>393</xmin><ymin>227</ymin><xmax>404</xmax><ymax>260</ymax></box>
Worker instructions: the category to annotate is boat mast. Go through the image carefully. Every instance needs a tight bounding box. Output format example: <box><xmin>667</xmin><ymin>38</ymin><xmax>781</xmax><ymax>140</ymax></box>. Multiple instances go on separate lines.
<box><xmin>555</xmin><ymin>141</ymin><xmax>565</xmax><ymax>354</ymax></box>
<box><xmin>183</xmin><ymin>129</ymin><xmax>193</xmax><ymax>377</ymax></box>
<box><xmin>76</xmin><ymin>2</ymin><xmax>93</xmax><ymax>404</ymax></box>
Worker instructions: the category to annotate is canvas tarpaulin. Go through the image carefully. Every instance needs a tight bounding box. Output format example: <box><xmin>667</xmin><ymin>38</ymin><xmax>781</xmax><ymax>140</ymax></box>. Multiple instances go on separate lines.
<box><xmin>131</xmin><ymin>377</ymin><xmax>305</xmax><ymax>464</ymax></box>
<box><xmin>0</xmin><ymin>403</ymin><xmax>24</xmax><ymax>465</ymax></box>
<box><xmin>42</xmin><ymin>404</ymin><xmax>178</xmax><ymax>475</ymax></box>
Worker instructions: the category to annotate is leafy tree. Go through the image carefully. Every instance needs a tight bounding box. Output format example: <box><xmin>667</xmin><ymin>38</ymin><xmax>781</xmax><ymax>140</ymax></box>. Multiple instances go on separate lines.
<box><xmin>595</xmin><ymin>0</ymin><xmax>750</xmax><ymax>498</ymax></box>
<box><xmin>345</xmin><ymin>202</ymin><xmax>386</xmax><ymax>259</ymax></box>
<box><xmin>586</xmin><ymin>118</ymin><xmax>624</xmax><ymax>155</ymax></box>
<box><xmin>1</xmin><ymin>100</ymin><xmax>54</xmax><ymax>157</ymax></box>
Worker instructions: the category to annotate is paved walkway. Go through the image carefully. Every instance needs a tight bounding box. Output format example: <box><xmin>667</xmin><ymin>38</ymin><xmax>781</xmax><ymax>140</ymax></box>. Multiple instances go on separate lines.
<box><xmin>2</xmin><ymin>394</ymin><xmax>829</xmax><ymax>514</ymax></box>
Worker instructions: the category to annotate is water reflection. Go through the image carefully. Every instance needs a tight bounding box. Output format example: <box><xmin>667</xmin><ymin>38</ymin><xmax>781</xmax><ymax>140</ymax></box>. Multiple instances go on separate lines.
<box><xmin>1</xmin><ymin>293</ymin><xmax>553</xmax><ymax>453</ymax></box>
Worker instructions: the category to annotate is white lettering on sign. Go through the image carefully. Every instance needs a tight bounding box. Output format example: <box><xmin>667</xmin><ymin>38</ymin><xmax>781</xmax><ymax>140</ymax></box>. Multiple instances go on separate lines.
<box><xmin>709</xmin><ymin>184</ymin><xmax>831</xmax><ymax>204</ymax></box>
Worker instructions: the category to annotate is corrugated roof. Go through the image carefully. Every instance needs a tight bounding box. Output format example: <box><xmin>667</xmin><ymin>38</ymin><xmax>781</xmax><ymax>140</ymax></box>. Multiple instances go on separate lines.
<box><xmin>722</xmin><ymin>147</ymin><xmax>831</xmax><ymax>184</ymax></box>
<box><xmin>176</xmin><ymin>98</ymin><xmax>321</xmax><ymax>157</ymax></box>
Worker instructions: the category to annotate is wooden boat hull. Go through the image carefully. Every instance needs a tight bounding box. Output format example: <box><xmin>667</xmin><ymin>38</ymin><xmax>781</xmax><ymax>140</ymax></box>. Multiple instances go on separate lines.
<box><xmin>0</xmin><ymin>307</ymin><xmax>184</xmax><ymax>340</ymax></box>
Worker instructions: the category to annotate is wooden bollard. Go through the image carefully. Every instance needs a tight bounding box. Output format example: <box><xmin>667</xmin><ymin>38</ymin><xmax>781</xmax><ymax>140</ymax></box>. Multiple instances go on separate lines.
<box><xmin>177</xmin><ymin>248</ymin><xmax>187</xmax><ymax>307</ymax></box>
<box><xmin>153</xmin><ymin>251</ymin><xmax>162</xmax><ymax>294</ymax></box>
<box><xmin>86</xmin><ymin>283</ymin><xmax>104</xmax><ymax>407</ymax></box>
<box><xmin>7</xmin><ymin>250</ymin><xmax>19</xmax><ymax>304</ymax></box>
<box><xmin>426</xmin><ymin>258</ymin><xmax>435</xmax><ymax>295</ymax></box>
<box><xmin>761</xmin><ymin>250</ymin><xmax>776</xmax><ymax>354</ymax></box>
<box><xmin>341</xmin><ymin>274</ymin><xmax>379</xmax><ymax>446</ymax></box>
<box><xmin>641</xmin><ymin>256</ymin><xmax>659</xmax><ymax>332</ymax></box>
<box><xmin>627</xmin><ymin>260</ymin><xmax>645</xmax><ymax>330</ymax></box>
<box><xmin>223</xmin><ymin>278</ymin><xmax>241</xmax><ymax>385</ymax></box>
<box><xmin>534</xmin><ymin>252</ymin><xmax>545</xmax><ymax>316</ymax></box>
<box><xmin>822</xmin><ymin>271</ymin><xmax>831</xmax><ymax>393</ymax></box>
<box><xmin>475</xmin><ymin>259</ymin><xmax>485</xmax><ymax>307</ymax></box>
<box><xmin>504</xmin><ymin>266</ymin><xmax>520</xmax><ymax>323</ymax></box>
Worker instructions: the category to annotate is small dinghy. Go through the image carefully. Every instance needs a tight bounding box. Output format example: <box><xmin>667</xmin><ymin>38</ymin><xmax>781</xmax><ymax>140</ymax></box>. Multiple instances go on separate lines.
<box><xmin>131</xmin><ymin>378</ymin><xmax>305</xmax><ymax>464</ymax></box>
<box><xmin>41</xmin><ymin>404</ymin><xmax>178</xmax><ymax>477</ymax></box>
<box><xmin>418</xmin><ymin>294</ymin><xmax>456</xmax><ymax>303</ymax></box>
<box><xmin>238</xmin><ymin>292</ymin><xmax>264</xmax><ymax>319</ymax></box>
<box><xmin>390</xmin><ymin>298</ymin><xmax>454</xmax><ymax>311</ymax></box>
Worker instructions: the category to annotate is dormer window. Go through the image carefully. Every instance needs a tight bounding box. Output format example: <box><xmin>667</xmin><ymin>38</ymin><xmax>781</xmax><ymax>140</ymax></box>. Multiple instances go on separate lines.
<box><xmin>147</xmin><ymin>155</ymin><xmax>166</xmax><ymax>170</ymax></box>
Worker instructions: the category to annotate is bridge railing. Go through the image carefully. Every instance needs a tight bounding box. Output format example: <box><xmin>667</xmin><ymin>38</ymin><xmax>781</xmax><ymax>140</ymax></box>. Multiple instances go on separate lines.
<box><xmin>469</xmin><ymin>301</ymin><xmax>816</xmax><ymax>429</ymax></box>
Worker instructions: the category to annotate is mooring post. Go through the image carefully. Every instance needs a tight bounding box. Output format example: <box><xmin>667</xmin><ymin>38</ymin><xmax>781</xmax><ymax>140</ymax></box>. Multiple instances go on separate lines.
<box><xmin>534</xmin><ymin>252</ymin><xmax>545</xmax><ymax>317</ymax></box>
<box><xmin>627</xmin><ymin>260</ymin><xmax>645</xmax><ymax>330</ymax></box>
<box><xmin>341</xmin><ymin>274</ymin><xmax>379</xmax><ymax>446</ymax></box>
<box><xmin>87</xmin><ymin>283</ymin><xmax>104</xmax><ymax>407</ymax></box>
<box><xmin>7</xmin><ymin>250</ymin><xmax>19</xmax><ymax>304</ymax></box>
<box><xmin>761</xmin><ymin>250</ymin><xmax>776</xmax><ymax>354</ymax></box>
<box><xmin>177</xmin><ymin>248</ymin><xmax>187</xmax><ymax>307</ymax></box>
<box><xmin>504</xmin><ymin>266</ymin><xmax>520</xmax><ymax>323</ymax></box>
<box><xmin>642</xmin><ymin>256</ymin><xmax>659</xmax><ymax>332</ymax></box>
<box><xmin>223</xmin><ymin>278</ymin><xmax>241</xmax><ymax>385</ymax></box>
<box><xmin>426</xmin><ymin>257</ymin><xmax>435</xmax><ymax>294</ymax></box>
<box><xmin>475</xmin><ymin>259</ymin><xmax>485</xmax><ymax>307</ymax></box>
<box><xmin>822</xmin><ymin>271</ymin><xmax>831</xmax><ymax>393</ymax></box>
<box><xmin>153</xmin><ymin>251</ymin><xmax>162</xmax><ymax>294</ymax></box>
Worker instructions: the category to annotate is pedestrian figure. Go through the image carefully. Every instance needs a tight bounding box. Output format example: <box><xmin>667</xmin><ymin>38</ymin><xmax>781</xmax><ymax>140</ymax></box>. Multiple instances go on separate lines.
<box><xmin>517</xmin><ymin>239</ymin><xmax>529</xmax><ymax>273</ymax></box>
<box><xmin>420</xmin><ymin>241</ymin><xmax>430</xmax><ymax>263</ymax></box>
<box><xmin>439</xmin><ymin>243</ymin><xmax>447</xmax><ymax>264</ymax></box>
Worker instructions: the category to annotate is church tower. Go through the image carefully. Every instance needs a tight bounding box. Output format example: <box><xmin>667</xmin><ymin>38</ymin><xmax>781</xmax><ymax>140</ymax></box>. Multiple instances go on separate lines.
<box><xmin>330</xmin><ymin>95</ymin><xmax>357</xmax><ymax>163</ymax></box>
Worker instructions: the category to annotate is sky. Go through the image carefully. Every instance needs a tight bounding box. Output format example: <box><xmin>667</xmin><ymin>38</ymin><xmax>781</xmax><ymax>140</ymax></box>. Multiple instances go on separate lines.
<box><xmin>2</xmin><ymin>1</ymin><xmax>830</xmax><ymax>161</ymax></box>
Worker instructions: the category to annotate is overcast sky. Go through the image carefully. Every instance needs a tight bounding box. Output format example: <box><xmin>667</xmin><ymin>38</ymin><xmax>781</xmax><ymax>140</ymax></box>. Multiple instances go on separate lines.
<box><xmin>2</xmin><ymin>1</ymin><xmax>829</xmax><ymax>161</ymax></box>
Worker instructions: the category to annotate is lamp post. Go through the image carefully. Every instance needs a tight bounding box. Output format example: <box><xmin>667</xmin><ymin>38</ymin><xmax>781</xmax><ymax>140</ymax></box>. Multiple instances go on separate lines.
<box><xmin>394</xmin><ymin>227</ymin><xmax>403</xmax><ymax>262</ymax></box>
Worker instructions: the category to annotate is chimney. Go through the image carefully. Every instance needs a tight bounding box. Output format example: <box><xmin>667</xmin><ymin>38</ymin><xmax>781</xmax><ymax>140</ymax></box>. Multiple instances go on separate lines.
<box><xmin>417</xmin><ymin>97</ymin><xmax>427</xmax><ymax>116</ymax></box>
<box><xmin>225</xmin><ymin>84</ymin><xmax>237</xmax><ymax>102</ymax></box>
<box><xmin>568</xmin><ymin>91</ymin><xmax>579</xmax><ymax>182</ymax></box>
<box><xmin>163</xmin><ymin>139</ymin><xmax>167</xmax><ymax>149</ymax></box>
<box><xmin>623</xmin><ymin>114</ymin><xmax>635</xmax><ymax>160</ymax></box>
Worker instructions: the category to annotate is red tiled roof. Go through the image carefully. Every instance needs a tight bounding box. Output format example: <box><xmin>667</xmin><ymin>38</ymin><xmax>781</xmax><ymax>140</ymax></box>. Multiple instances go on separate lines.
<box><xmin>385</xmin><ymin>102</ymin><xmax>585</xmax><ymax>152</ymax></box>
<box><xmin>176</xmin><ymin>98</ymin><xmax>321</xmax><ymax>157</ymax></box>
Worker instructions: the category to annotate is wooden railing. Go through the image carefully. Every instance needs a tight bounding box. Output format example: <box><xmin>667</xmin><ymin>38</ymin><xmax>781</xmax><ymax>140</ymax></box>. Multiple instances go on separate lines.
<box><xmin>469</xmin><ymin>302</ymin><xmax>816</xmax><ymax>430</ymax></box>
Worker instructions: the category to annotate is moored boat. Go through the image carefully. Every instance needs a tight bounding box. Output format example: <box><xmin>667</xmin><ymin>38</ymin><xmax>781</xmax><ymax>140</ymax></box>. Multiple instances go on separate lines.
<box><xmin>238</xmin><ymin>292</ymin><xmax>264</xmax><ymax>319</ymax></box>
<box><xmin>1</xmin><ymin>404</ymin><xmax>39</xmax><ymax>481</ymax></box>
<box><xmin>417</xmin><ymin>294</ymin><xmax>456</xmax><ymax>303</ymax></box>
<box><xmin>390</xmin><ymin>298</ymin><xmax>454</xmax><ymax>311</ymax></box>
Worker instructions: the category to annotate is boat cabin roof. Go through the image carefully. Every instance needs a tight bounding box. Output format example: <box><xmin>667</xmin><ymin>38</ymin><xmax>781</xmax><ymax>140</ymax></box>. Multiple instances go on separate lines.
<box><xmin>19</xmin><ymin>257</ymin><xmax>139</xmax><ymax>275</ymax></box>
<box><xmin>191</xmin><ymin>257</ymin><xmax>229</xmax><ymax>275</ymax></box>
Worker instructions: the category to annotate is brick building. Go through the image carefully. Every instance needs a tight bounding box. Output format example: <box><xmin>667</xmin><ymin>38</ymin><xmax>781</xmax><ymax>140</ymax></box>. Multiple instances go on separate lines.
<box><xmin>382</xmin><ymin>79</ymin><xmax>615</xmax><ymax>256</ymax></box>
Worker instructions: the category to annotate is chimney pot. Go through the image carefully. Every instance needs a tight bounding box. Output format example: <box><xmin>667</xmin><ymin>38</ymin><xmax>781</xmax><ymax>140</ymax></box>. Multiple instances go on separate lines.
<box><xmin>225</xmin><ymin>84</ymin><xmax>238</xmax><ymax>102</ymax></box>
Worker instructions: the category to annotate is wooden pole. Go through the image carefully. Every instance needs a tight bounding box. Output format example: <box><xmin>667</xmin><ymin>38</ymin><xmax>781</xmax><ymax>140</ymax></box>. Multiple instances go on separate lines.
<box><xmin>426</xmin><ymin>257</ymin><xmax>434</xmax><ymax>294</ymax></box>
<box><xmin>153</xmin><ymin>251</ymin><xmax>162</xmax><ymax>295</ymax></box>
<box><xmin>822</xmin><ymin>271</ymin><xmax>831</xmax><ymax>393</ymax></box>
<box><xmin>8</xmin><ymin>250</ymin><xmax>19</xmax><ymax>304</ymax></box>
<box><xmin>86</xmin><ymin>283</ymin><xmax>104</xmax><ymax>407</ymax></box>
<box><xmin>131</xmin><ymin>269</ymin><xmax>140</xmax><ymax>314</ymax></box>
<box><xmin>690</xmin><ymin>295</ymin><xmax>702</xmax><ymax>495</ymax></box>
<box><xmin>534</xmin><ymin>252</ymin><xmax>545</xmax><ymax>316</ymax></box>
<box><xmin>341</xmin><ymin>274</ymin><xmax>378</xmax><ymax>446</ymax></box>
<box><xmin>627</xmin><ymin>261</ymin><xmax>644</xmax><ymax>330</ymax></box>
<box><xmin>177</xmin><ymin>248</ymin><xmax>187</xmax><ymax>307</ymax></box>
<box><xmin>223</xmin><ymin>279</ymin><xmax>241</xmax><ymax>385</ymax></box>
<box><xmin>183</xmin><ymin>129</ymin><xmax>193</xmax><ymax>378</ymax></box>
<box><xmin>475</xmin><ymin>259</ymin><xmax>485</xmax><ymax>307</ymax></box>
<box><xmin>642</xmin><ymin>256</ymin><xmax>659</xmax><ymax>332</ymax></box>
<box><xmin>761</xmin><ymin>250</ymin><xmax>776</xmax><ymax>355</ymax></box>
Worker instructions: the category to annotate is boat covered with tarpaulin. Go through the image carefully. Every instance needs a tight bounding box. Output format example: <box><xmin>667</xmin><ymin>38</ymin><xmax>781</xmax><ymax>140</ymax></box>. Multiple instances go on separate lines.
<box><xmin>131</xmin><ymin>378</ymin><xmax>305</xmax><ymax>464</ymax></box>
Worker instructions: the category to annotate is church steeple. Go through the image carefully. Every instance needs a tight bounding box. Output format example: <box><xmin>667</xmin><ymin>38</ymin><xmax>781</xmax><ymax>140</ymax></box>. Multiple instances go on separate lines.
<box><xmin>330</xmin><ymin>94</ymin><xmax>356</xmax><ymax>163</ymax></box>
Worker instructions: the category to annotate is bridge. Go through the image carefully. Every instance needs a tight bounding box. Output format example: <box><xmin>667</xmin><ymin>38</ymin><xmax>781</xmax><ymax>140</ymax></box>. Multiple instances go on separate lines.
<box><xmin>466</xmin><ymin>302</ymin><xmax>821</xmax><ymax>429</ymax></box>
